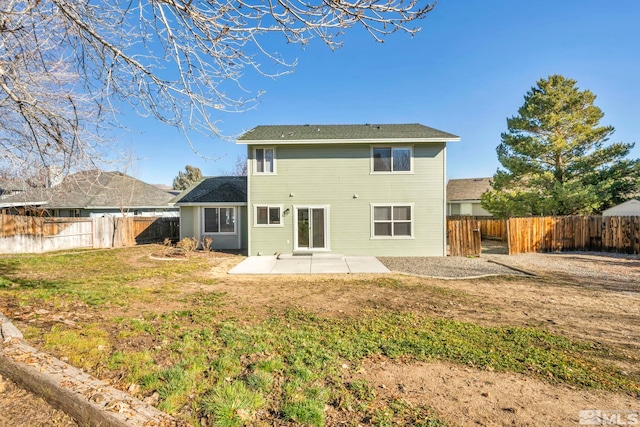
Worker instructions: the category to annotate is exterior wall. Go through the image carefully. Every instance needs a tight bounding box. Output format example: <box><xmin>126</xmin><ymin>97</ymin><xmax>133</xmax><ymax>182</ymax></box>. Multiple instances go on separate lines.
<box><xmin>179</xmin><ymin>206</ymin><xmax>199</xmax><ymax>240</ymax></box>
<box><xmin>602</xmin><ymin>200</ymin><xmax>640</xmax><ymax>217</ymax></box>
<box><xmin>179</xmin><ymin>205</ymin><xmax>247</xmax><ymax>250</ymax></box>
<box><xmin>248</xmin><ymin>143</ymin><xmax>446</xmax><ymax>256</ymax></box>
<box><xmin>448</xmin><ymin>201</ymin><xmax>492</xmax><ymax>217</ymax></box>
<box><xmin>471</xmin><ymin>202</ymin><xmax>491</xmax><ymax>217</ymax></box>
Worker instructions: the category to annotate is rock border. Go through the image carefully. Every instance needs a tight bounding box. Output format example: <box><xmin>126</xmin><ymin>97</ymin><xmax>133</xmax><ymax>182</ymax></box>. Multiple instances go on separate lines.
<box><xmin>0</xmin><ymin>311</ymin><xmax>179</xmax><ymax>427</ymax></box>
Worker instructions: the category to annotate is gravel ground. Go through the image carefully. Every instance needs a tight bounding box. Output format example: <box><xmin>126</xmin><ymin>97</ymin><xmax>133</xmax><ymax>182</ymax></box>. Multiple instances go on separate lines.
<box><xmin>482</xmin><ymin>251</ymin><xmax>640</xmax><ymax>292</ymax></box>
<box><xmin>378</xmin><ymin>256</ymin><xmax>524</xmax><ymax>278</ymax></box>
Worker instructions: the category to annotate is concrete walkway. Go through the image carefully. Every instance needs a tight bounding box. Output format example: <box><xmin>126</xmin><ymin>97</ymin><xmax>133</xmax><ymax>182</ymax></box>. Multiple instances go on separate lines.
<box><xmin>228</xmin><ymin>254</ymin><xmax>390</xmax><ymax>274</ymax></box>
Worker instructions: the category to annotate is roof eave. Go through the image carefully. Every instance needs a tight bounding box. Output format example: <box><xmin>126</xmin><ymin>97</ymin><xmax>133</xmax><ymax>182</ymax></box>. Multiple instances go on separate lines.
<box><xmin>175</xmin><ymin>202</ymin><xmax>248</xmax><ymax>207</ymax></box>
<box><xmin>237</xmin><ymin>137</ymin><xmax>460</xmax><ymax>145</ymax></box>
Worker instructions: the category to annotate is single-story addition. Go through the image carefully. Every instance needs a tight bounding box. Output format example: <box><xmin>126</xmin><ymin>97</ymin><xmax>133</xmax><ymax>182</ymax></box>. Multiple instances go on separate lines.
<box><xmin>446</xmin><ymin>177</ymin><xmax>493</xmax><ymax>217</ymax></box>
<box><xmin>238</xmin><ymin>123</ymin><xmax>460</xmax><ymax>257</ymax></box>
<box><xmin>602</xmin><ymin>199</ymin><xmax>640</xmax><ymax>216</ymax></box>
<box><xmin>172</xmin><ymin>176</ymin><xmax>248</xmax><ymax>250</ymax></box>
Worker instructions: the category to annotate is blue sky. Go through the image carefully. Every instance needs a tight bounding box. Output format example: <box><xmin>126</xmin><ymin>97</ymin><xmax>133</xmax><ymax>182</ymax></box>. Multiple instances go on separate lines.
<box><xmin>119</xmin><ymin>0</ymin><xmax>640</xmax><ymax>185</ymax></box>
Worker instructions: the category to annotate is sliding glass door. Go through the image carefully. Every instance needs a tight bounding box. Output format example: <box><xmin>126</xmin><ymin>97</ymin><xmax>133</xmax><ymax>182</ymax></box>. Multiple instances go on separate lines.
<box><xmin>295</xmin><ymin>207</ymin><xmax>328</xmax><ymax>250</ymax></box>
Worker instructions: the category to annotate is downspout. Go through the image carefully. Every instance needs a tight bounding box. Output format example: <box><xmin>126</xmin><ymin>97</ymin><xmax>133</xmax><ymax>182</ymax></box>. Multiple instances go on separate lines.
<box><xmin>442</xmin><ymin>144</ymin><xmax>447</xmax><ymax>257</ymax></box>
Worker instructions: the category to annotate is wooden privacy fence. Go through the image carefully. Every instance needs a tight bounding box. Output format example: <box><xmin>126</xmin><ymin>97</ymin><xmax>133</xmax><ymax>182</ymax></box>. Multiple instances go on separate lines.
<box><xmin>479</xmin><ymin>218</ymin><xmax>508</xmax><ymax>241</ymax></box>
<box><xmin>507</xmin><ymin>216</ymin><xmax>640</xmax><ymax>255</ymax></box>
<box><xmin>447</xmin><ymin>217</ymin><xmax>481</xmax><ymax>257</ymax></box>
<box><xmin>0</xmin><ymin>214</ymin><xmax>179</xmax><ymax>254</ymax></box>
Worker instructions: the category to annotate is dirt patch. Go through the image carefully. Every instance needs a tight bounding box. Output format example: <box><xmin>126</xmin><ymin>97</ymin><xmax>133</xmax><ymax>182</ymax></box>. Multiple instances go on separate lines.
<box><xmin>360</xmin><ymin>358</ymin><xmax>639</xmax><ymax>427</ymax></box>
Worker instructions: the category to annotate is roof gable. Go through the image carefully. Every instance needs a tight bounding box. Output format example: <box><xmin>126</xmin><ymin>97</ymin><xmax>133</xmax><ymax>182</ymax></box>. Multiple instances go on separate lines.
<box><xmin>237</xmin><ymin>123</ymin><xmax>460</xmax><ymax>144</ymax></box>
<box><xmin>447</xmin><ymin>177</ymin><xmax>493</xmax><ymax>202</ymax></box>
<box><xmin>173</xmin><ymin>176</ymin><xmax>247</xmax><ymax>204</ymax></box>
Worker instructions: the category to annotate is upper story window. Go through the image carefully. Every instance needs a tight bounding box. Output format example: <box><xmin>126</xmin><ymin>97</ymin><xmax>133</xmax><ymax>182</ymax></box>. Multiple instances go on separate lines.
<box><xmin>372</xmin><ymin>146</ymin><xmax>412</xmax><ymax>173</ymax></box>
<box><xmin>255</xmin><ymin>147</ymin><xmax>276</xmax><ymax>174</ymax></box>
<box><xmin>204</xmin><ymin>207</ymin><xmax>236</xmax><ymax>234</ymax></box>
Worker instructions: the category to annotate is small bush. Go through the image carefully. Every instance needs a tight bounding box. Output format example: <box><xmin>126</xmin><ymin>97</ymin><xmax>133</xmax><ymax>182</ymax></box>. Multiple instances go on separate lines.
<box><xmin>202</xmin><ymin>236</ymin><xmax>213</xmax><ymax>251</ymax></box>
<box><xmin>176</xmin><ymin>237</ymin><xmax>198</xmax><ymax>252</ymax></box>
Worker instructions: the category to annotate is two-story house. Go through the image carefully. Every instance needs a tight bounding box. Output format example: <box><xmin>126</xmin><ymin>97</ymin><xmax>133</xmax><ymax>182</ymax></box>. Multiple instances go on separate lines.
<box><xmin>238</xmin><ymin>123</ymin><xmax>459</xmax><ymax>257</ymax></box>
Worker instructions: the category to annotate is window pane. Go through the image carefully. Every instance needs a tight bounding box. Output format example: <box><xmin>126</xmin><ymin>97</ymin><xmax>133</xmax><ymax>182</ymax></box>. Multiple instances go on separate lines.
<box><xmin>312</xmin><ymin>208</ymin><xmax>325</xmax><ymax>248</ymax></box>
<box><xmin>298</xmin><ymin>209</ymin><xmax>309</xmax><ymax>247</ymax></box>
<box><xmin>393</xmin><ymin>148</ymin><xmax>411</xmax><ymax>171</ymax></box>
<box><xmin>219</xmin><ymin>208</ymin><xmax>235</xmax><ymax>232</ymax></box>
<box><xmin>264</xmin><ymin>149</ymin><xmax>274</xmax><ymax>173</ymax></box>
<box><xmin>373</xmin><ymin>148</ymin><xmax>391</xmax><ymax>171</ymax></box>
<box><xmin>393</xmin><ymin>206</ymin><xmax>411</xmax><ymax>221</ymax></box>
<box><xmin>394</xmin><ymin>222</ymin><xmax>411</xmax><ymax>236</ymax></box>
<box><xmin>374</xmin><ymin>206</ymin><xmax>391</xmax><ymax>221</ymax></box>
<box><xmin>374</xmin><ymin>223</ymin><xmax>392</xmax><ymax>236</ymax></box>
<box><xmin>269</xmin><ymin>207</ymin><xmax>280</xmax><ymax>224</ymax></box>
<box><xmin>204</xmin><ymin>208</ymin><xmax>219</xmax><ymax>233</ymax></box>
<box><xmin>257</xmin><ymin>207</ymin><xmax>268</xmax><ymax>224</ymax></box>
<box><xmin>256</xmin><ymin>149</ymin><xmax>264</xmax><ymax>173</ymax></box>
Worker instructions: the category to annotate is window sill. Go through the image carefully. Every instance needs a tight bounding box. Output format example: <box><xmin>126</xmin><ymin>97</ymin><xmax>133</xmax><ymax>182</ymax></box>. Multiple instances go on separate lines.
<box><xmin>370</xmin><ymin>236</ymin><xmax>415</xmax><ymax>240</ymax></box>
<box><xmin>370</xmin><ymin>171</ymin><xmax>414</xmax><ymax>175</ymax></box>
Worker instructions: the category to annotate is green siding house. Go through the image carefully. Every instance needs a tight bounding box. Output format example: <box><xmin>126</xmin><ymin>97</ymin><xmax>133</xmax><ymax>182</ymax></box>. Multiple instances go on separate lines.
<box><xmin>238</xmin><ymin>124</ymin><xmax>460</xmax><ymax>257</ymax></box>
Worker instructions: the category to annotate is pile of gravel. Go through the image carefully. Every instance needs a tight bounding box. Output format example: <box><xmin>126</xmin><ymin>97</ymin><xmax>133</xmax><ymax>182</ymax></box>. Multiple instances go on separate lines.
<box><xmin>378</xmin><ymin>256</ymin><xmax>524</xmax><ymax>278</ymax></box>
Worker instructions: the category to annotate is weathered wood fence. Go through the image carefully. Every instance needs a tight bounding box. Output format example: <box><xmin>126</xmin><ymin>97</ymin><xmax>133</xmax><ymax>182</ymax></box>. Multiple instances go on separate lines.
<box><xmin>0</xmin><ymin>214</ymin><xmax>179</xmax><ymax>254</ymax></box>
<box><xmin>448</xmin><ymin>215</ymin><xmax>640</xmax><ymax>256</ymax></box>
<box><xmin>507</xmin><ymin>216</ymin><xmax>640</xmax><ymax>255</ymax></box>
<box><xmin>479</xmin><ymin>218</ymin><xmax>508</xmax><ymax>241</ymax></box>
<box><xmin>447</xmin><ymin>217</ymin><xmax>481</xmax><ymax>257</ymax></box>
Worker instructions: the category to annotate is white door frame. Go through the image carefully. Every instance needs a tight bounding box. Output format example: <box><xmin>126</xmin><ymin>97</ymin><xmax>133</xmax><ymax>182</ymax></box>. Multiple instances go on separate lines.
<box><xmin>293</xmin><ymin>205</ymin><xmax>330</xmax><ymax>252</ymax></box>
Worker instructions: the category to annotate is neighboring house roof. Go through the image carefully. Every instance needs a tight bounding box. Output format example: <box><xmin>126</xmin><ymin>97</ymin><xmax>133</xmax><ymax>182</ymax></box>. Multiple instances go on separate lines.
<box><xmin>172</xmin><ymin>176</ymin><xmax>247</xmax><ymax>205</ymax></box>
<box><xmin>447</xmin><ymin>177</ymin><xmax>493</xmax><ymax>202</ymax></box>
<box><xmin>237</xmin><ymin>123</ymin><xmax>460</xmax><ymax>144</ymax></box>
<box><xmin>602</xmin><ymin>199</ymin><xmax>640</xmax><ymax>216</ymax></box>
<box><xmin>0</xmin><ymin>170</ymin><xmax>175</xmax><ymax>209</ymax></box>
<box><xmin>0</xmin><ymin>178</ymin><xmax>28</xmax><ymax>192</ymax></box>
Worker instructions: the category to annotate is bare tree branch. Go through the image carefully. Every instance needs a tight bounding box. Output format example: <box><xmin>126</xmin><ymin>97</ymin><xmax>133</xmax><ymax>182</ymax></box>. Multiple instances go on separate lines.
<box><xmin>1</xmin><ymin>0</ymin><xmax>435</xmax><ymax>177</ymax></box>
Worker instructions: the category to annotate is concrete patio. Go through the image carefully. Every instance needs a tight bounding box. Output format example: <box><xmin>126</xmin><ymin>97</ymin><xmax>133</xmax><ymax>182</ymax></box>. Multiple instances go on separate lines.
<box><xmin>228</xmin><ymin>253</ymin><xmax>390</xmax><ymax>275</ymax></box>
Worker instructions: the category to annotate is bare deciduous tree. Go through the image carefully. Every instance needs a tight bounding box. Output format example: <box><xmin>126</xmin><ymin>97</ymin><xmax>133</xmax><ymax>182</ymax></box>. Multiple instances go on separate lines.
<box><xmin>1</xmin><ymin>0</ymin><xmax>435</xmax><ymax>176</ymax></box>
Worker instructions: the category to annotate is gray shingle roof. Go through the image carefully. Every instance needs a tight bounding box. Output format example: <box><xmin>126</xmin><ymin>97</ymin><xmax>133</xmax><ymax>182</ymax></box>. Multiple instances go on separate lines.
<box><xmin>1</xmin><ymin>170</ymin><xmax>174</xmax><ymax>208</ymax></box>
<box><xmin>447</xmin><ymin>177</ymin><xmax>493</xmax><ymax>202</ymax></box>
<box><xmin>173</xmin><ymin>176</ymin><xmax>247</xmax><ymax>204</ymax></box>
<box><xmin>237</xmin><ymin>123</ymin><xmax>459</xmax><ymax>143</ymax></box>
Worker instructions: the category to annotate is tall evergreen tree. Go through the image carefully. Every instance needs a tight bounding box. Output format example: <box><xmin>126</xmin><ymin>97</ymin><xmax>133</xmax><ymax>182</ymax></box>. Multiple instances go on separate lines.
<box><xmin>482</xmin><ymin>75</ymin><xmax>639</xmax><ymax>218</ymax></box>
<box><xmin>173</xmin><ymin>165</ymin><xmax>203</xmax><ymax>190</ymax></box>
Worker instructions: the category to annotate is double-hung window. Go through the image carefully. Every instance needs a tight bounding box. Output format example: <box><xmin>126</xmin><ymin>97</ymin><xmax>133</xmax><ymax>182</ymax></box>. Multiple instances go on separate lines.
<box><xmin>204</xmin><ymin>207</ymin><xmax>236</xmax><ymax>233</ymax></box>
<box><xmin>255</xmin><ymin>205</ymin><xmax>282</xmax><ymax>226</ymax></box>
<box><xmin>372</xmin><ymin>146</ymin><xmax>412</xmax><ymax>173</ymax></box>
<box><xmin>372</xmin><ymin>204</ymin><xmax>413</xmax><ymax>238</ymax></box>
<box><xmin>255</xmin><ymin>148</ymin><xmax>275</xmax><ymax>174</ymax></box>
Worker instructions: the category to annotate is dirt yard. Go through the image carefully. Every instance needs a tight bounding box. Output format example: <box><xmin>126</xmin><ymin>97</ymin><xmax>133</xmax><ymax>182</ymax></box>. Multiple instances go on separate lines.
<box><xmin>1</xmin><ymin>248</ymin><xmax>638</xmax><ymax>426</ymax></box>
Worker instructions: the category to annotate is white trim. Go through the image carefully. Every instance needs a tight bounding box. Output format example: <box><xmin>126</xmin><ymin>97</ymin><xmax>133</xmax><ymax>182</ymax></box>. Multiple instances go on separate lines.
<box><xmin>201</xmin><ymin>206</ymin><xmax>238</xmax><ymax>235</ymax></box>
<box><xmin>370</xmin><ymin>203</ymin><xmax>415</xmax><ymax>239</ymax></box>
<box><xmin>238</xmin><ymin>137</ymin><xmax>460</xmax><ymax>145</ymax></box>
<box><xmin>253</xmin><ymin>147</ymin><xmax>277</xmax><ymax>175</ymax></box>
<box><xmin>253</xmin><ymin>204</ymin><xmax>285</xmax><ymax>227</ymax></box>
<box><xmin>293</xmin><ymin>205</ymin><xmax>330</xmax><ymax>252</ymax></box>
<box><xmin>370</xmin><ymin>145</ymin><xmax>414</xmax><ymax>174</ymax></box>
